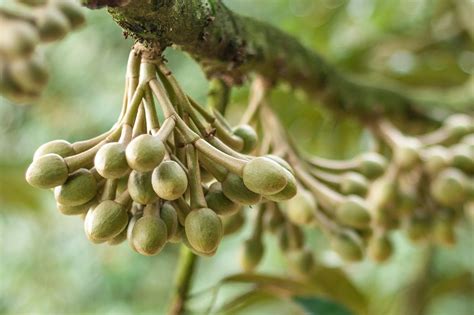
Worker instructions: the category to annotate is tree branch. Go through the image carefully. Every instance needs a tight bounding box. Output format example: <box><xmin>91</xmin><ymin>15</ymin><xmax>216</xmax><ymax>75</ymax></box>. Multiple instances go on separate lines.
<box><xmin>104</xmin><ymin>1</ymin><xmax>453</xmax><ymax>122</ymax></box>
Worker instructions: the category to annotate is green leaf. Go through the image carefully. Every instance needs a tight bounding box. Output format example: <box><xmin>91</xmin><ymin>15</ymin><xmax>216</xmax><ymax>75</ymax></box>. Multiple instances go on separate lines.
<box><xmin>294</xmin><ymin>296</ymin><xmax>353</xmax><ymax>315</ymax></box>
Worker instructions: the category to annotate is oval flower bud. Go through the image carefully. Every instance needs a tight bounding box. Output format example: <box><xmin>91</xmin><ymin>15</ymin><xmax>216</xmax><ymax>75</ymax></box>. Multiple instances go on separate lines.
<box><xmin>287</xmin><ymin>248</ymin><xmax>315</xmax><ymax>276</ymax></box>
<box><xmin>131</xmin><ymin>216</ymin><xmax>168</xmax><ymax>256</ymax></box>
<box><xmin>340</xmin><ymin>172</ymin><xmax>368</xmax><ymax>196</ymax></box>
<box><xmin>242</xmin><ymin>157</ymin><xmax>287</xmax><ymax>195</ymax></box>
<box><xmin>128</xmin><ymin>170</ymin><xmax>158</xmax><ymax>205</ymax></box>
<box><xmin>395</xmin><ymin>138</ymin><xmax>422</xmax><ymax>170</ymax></box>
<box><xmin>85</xmin><ymin>200</ymin><xmax>128</xmax><ymax>242</ymax></box>
<box><xmin>222</xmin><ymin>173</ymin><xmax>261</xmax><ymax>205</ymax></box>
<box><xmin>33</xmin><ymin>140</ymin><xmax>75</xmax><ymax>160</ymax></box>
<box><xmin>367</xmin><ymin>233</ymin><xmax>393</xmax><ymax>263</ymax></box>
<box><xmin>266</xmin><ymin>169</ymin><xmax>297</xmax><ymax>202</ymax></box>
<box><xmin>233</xmin><ymin>124</ymin><xmax>258</xmax><ymax>154</ymax></box>
<box><xmin>36</xmin><ymin>7</ymin><xmax>71</xmax><ymax>42</ymax></box>
<box><xmin>330</xmin><ymin>233</ymin><xmax>364</xmax><ymax>262</ymax></box>
<box><xmin>54</xmin><ymin>168</ymin><xmax>97</xmax><ymax>206</ymax></box>
<box><xmin>26</xmin><ymin>153</ymin><xmax>69</xmax><ymax>189</ymax></box>
<box><xmin>430</xmin><ymin>168</ymin><xmax>467</xmax><ymax>207</ymax></box>
<box><xmin>125</xmin><ymin>134</ymin><xmax>166</xmax><ymax>172</ymax></box>
<box><xmin>160</xmin><ymin>202</ymin><xmax>179</xmax><ymax>240</ymax></box>
<box><xmin>335</xmin><ymin>196</ymin><xmax>371</xmax><ymax>229</ymax></box>
<box><xmin>151</xmin><ymin>160</ymin><xmax>188</xmax><ymax>200</ymax></box>
<box><xmin>95</xmin><ymin>142</ymin><xmax>130</xmax><ymax>179</ymax></box>
<box><xmin>222</xmin><ymin>211</ymin><xmax>245</xmax><ymax>236</ymax></box>
<box><xmin>205</xmin><ymin>182</ymin><xmax>240</xmax><ymax>216</ymax></box>
<box><xmin>285</xmin><ymin>189</ymin><xmax>316</xmax><ymax>226</ymax></box>
<box><xmin>240</xmin><ymin>238</ymin><xmax>264</xmax><ymax>272</ymax></box>
<box><xmin>357</xmin><ymin>152</ymin><xmax>387</xmax><ymax>179</ymax></box>
<box><xmin>185</xmin><ymin>208</ymin><xmax>223</xmax><ymax>254</ymax></box>
<box><xmin>57</xmin><ymin>198</ymin><xmax>97</xmax><ymax>216</ymax></box>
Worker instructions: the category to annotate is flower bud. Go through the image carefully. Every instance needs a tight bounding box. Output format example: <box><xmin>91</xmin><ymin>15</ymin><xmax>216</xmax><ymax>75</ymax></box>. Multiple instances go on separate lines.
<box><xmin>151</xmin><ymin>160</ymin><xmax>188</xmax><ymax>201</ymax></box>
<box><xmin>126</xmin><ymin>134</ymin><xmax>166</xmax><ymax>172</ymax></box>
<box><xmin>95</xmin><ymin>142</ymin><xmax>130</xmax><ymax>179</ymax></box>
<box><xmin>54</xmin><ymin>168</ymin><xmax>97</xmax><ymax>206</ymax></box>
<box><xmin>26</xmin><ymin>153</ymin><xmax>69</xmax><ymax>189</ymax></box>
<box><xmin>233</xmin><ymin>124</ymin><xmax>258</xmax><ymax>154</ymax></box>
<box><xmin>242</xmin><ymin>157</ymin><xmax>287</xmax><ymax>195</ymax></box>
<box><xmin>185</xmin><ymin>208</ymin><xmax>223</xmax><ymax>254</ymax></box>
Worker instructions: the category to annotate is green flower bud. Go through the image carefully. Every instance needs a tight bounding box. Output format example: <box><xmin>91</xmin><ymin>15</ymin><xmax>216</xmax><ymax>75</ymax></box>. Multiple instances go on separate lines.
<box><xmin>264</xmin><ymin>155</ymin><xmax>293</xmax><ymax>174</ymax></box>
<box><xmin>131</xmin><ymin>216</ymin><xmax>168</xmax><ymax>256</ymax></box>
<box><xmin>335</xmin><ymin>196</ymin><xmax>371</xmax><ymax>229</ymax></box>
<box><xmin>57</xmin><ymin>197</ymin><xmax>97</xmax><ymax>216</ymax></box>
<box><xmin>285</xmin><ymin>189</ymin><xmax>316</xmax><ymax>226</ymax></box>
<box><xmin>222</xmin><ymin>173</ymin><xmax>261</xmax><ymax>205</ymax></box>
<box><xmin>287</xmin><ymin>248</ymin><xmax>315</xmax><ymax>276</ymax></box>
<box><xmin>450</xmin><ymin>144</ymin><xmax>474</xmax><ymax>173</ymax></box>
<box><xmin>222</xmin><ymin>211</ymin><xmax>245</xmax><ymax>236</ymax></box>
<box><xmin>108</xmin><ymin>216</ymin><xmax>129</xmax><ymax>246</ymax></box>
<box><xmin>160</xmin><ymin>202</ymin><xmax>179</xmax><ymax>240</ymax></box>
<box><xmin>340</xmin><ymin>172</ymin><xmax>368</xmax><ymax>196</ymax></box>
<box><xmin>0</xmin><ymin>21</ymin><xmax>39</xmax><ymax>58</ymax></box>
<box><xmin>278</xmin><ymin>224</ymin><xmax>304</xmax><ymax>252</ymax></box>
<box><xmin>404</xmin><ymin>213</ymin><xmax>431</xmax><ymax>242</ymax></box>
<box><xmin>432</xmin><ymin>216</ymin><xmax>456</xmax><ymax>247</ymax></box>
<box><xmin>55</xmin><ymin>0</ymin><xmax>86</xmax><ymax>29</ymax></box>
<box><xmin>84</xmin><ymin>200</ymin><xmax>128</xmax><ymax>242</ymax></box>
<box><xmin>423</xmin><ymin>145</ymin><xmax>451</xmax><ymax>175</ymax></box>
<box><xmin>26</xmin><ymin>153</ymin><xmax>69</xmax><ymax>189</ymax></box>
<box><xmin>95</xmin><ymin>142</ymin><xmax>130</xmax><ymax>179</ymax></box>
<box><xmin>9</xmin><ymin>54</ymin><xmax>49</xmax><ymax>93</ymax></box>
<box><xmin>357</xmin><ymin>152</ymin><xmax>387</xmax><ymax>179</ymax></box>
<box><xmin>430</xmin><ymin>168</ymin><xmax>467</xmax><ymax>207</ymax></box>
<box><xmin>126</xmin><ymin>134</ymin><xmax>166</xmax><ymax>172</ymax></box>
<box><xmin>36</xmin><ymin>7</ymin><xmax>71</xmax><ymax>42</ymax></box>
<box><xmin>367</xmin><ymin>234</ymin><xmax>393</xmax><ymax>263</ymax></box>
<box><xmin>330</xmin><ymin>233</ymin><xmax>364</xmax><ymax>262</ymax></box>
<box><xmin>240</xmin><ymin>238</ymin><xmax>264</xmax><ymax>272</ymax></box>
<box><xmin>151</xmin><ymin>160</ymin><xmax>188</xmax><ymax>201</ymax></box>
<box><xmin>127</xmin><ymin>170</ymin><xmax>158</xmax><ymax>205</ymax></box>
<box><xmin>185</xmin><ymin>208</ymin><xmax>223</xmax><ymax>254</ymax></box>
<box><xmin>33</xmin><ymin>140</ymin><xmax>75</xmax><ymax>160</ymax></box>
<box><xmin>265</xmin><ymin>169</ymin><xmax>297</xmax><ymax>202</ymax></box>
<box><xmin>444</xmin><ymin>114</ymin><xmax>473</xmax><ymax>137</ymax></box>
<box><xmin>54</xmin><ymin>168</ymin><xmax>97</xmax><ymax>206</ymax></box>
<box><xmin>243</xmin><ymin>157</ymin><xmax>287</xmax><ymax>195</ymax></box>
<box><xmin>233</xmin><ymin>124</ymin><xmax>258</xmax><ymax>154</ymax></box>
<box><xmin>395</xmin><ymin>138</ymin><xmax>422</xmax><ymax>169</ymax></box>
<box><xmin>205</xmin><ymin>182</ymin><xmax>240</xmax><ymax>216</ymax></box>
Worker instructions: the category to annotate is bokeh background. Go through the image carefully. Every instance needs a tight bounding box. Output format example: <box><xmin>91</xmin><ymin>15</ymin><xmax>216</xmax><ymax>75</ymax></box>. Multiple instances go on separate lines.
<box><xmin>0</xmin><ymin>0</ymin><xmax>473</xmax><ymax>314</ymax></box>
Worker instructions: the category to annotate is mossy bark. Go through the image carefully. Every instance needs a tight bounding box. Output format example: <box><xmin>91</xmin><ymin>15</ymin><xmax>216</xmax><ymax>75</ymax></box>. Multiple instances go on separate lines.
<box><xmin>103</xmin><ymin>0</ymin><xmax>436</xmax><ymax>121</ymax></box>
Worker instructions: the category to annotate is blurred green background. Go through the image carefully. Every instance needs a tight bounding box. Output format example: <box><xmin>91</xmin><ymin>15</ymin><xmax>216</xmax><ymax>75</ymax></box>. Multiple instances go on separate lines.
<box><xmin>0</xmin><ymin>0</ymin><xmax>473</xmax><ymax>314</ymax></box>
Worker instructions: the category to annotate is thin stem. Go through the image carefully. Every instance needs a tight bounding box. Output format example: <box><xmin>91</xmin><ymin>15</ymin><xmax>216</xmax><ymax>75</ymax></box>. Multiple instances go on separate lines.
<box><xmin>208</xmin><ymin>78</ymin><xmax>231</xmax><ymax>115</ymax></box>
<box><xmin>167</xmin><ymin>247</ymin><xmax>198</xmax><ymax>315</ymax></box>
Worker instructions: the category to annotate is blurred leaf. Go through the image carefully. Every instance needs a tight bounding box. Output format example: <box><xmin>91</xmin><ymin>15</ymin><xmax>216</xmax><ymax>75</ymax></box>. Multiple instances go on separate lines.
<box><xmin>294</xmin><ymin>296</ymin><xmax>353</xmax><ymax>315</ymax></box>
<box><xmin>0</xmin><ymin>163</ymin><xmax>43</xmax><ymax>212</ymax></box>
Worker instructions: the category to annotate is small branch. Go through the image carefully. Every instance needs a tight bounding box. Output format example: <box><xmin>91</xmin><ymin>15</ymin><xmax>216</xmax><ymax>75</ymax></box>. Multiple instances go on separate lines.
<box><xmin>167</xmin><ymin>246</ymin><xmax>199</xmax><ymax>315</ymax></box>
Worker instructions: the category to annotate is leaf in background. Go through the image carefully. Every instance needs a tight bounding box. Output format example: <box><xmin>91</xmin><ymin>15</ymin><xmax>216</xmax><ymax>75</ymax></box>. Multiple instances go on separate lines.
<box><xmin>294</xmin><ymin>296</ymin><xmax>353</xmax><ymax>315</ymax></box>
<box><xmin>0</xmin><ymin>163</ymin><xmax>43</xmax><ymax>212</ymax></box>
<box><xmin>306</xmin><ymin>264</ymin><xmax>368</xmax><ymax>315</ymax></box>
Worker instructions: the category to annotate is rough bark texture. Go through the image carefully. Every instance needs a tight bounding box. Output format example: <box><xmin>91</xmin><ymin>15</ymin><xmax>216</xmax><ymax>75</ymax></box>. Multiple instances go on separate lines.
<box><xmin>105</xmin><ymin>0</ymin><xmax>443</xmax><ymax>121</ymax></box>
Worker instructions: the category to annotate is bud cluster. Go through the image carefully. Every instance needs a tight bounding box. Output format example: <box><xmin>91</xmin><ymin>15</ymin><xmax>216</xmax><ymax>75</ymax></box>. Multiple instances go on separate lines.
<box><xmin>25</xmin><ymin>47</ymin><xmax>297</xmax><ymax>257</ymax></box>
<box><xmin>0</xmin><ymin>0</ymin><xmax>85</xmax><ymax>102</ymax></box>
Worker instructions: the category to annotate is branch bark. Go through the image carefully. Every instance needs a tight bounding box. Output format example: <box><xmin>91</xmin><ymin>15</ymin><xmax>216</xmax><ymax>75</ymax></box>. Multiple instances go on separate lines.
<box><xmin>103</xmin><ymin>0</ymin><xmax>451</xmax><ymax>122</ymax></box>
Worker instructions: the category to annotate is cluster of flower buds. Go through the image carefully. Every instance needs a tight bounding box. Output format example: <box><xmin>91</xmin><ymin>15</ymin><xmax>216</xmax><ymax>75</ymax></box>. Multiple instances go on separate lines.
<box><xmin>25</xmin><ymin>46</ymin><xmax>298</xmax><ymax>257</ymax></box>
<box><xmin>0</xmin><ymin>0</ymin><xmax>84</xmax><ymax>102</ymax></box>
<box><xmin>236</xmin><ymin>106</ymin><xmax>473</xmax><ymax>274</ymax></box>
